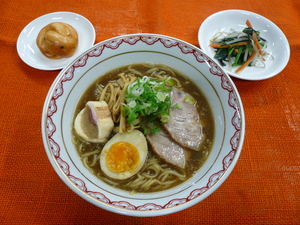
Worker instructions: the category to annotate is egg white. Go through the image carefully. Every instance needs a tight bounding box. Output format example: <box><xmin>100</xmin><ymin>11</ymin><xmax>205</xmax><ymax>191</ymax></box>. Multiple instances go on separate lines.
<box><xmin>100</xmin><ymin>130</ymin><xmax>148</xmax><ymax>180</ymax></box>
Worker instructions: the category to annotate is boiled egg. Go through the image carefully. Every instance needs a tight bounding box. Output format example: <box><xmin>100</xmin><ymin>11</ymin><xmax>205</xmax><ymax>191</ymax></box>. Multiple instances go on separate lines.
<box><xmin>100</xmin><ymin>130</ymin><xmax>148</xmax><ymax>180</ymax></box>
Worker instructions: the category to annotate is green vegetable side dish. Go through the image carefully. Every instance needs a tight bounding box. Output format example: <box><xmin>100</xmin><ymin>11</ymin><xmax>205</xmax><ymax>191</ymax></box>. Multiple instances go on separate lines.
<box><xmin>210</xmin><ymin>20</ymin><xmax>272</xmax><ymax>73</ymax></box>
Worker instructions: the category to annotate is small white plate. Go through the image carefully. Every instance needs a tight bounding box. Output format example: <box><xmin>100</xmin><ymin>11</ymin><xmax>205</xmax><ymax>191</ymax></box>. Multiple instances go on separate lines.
<box><xmin>17</xmin><ymin>12</ymin><xmax>96</xmax><ymax>70</ymax></box>
<box><xmin>198</xmin><ymin>10</ymin><xmax>290</xmax><ymax>80</ymax></box>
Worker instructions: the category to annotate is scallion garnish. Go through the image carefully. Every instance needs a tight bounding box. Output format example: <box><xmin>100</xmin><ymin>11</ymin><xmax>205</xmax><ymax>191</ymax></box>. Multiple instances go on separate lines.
<box><xmin>122</xmin><ymin>76</ymin><xmax>175</xmax><ymax>133</ymax></box>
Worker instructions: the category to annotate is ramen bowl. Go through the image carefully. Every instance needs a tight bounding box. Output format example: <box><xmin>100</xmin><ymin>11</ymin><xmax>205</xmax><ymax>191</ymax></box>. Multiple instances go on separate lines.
<box><xmin>41</xmin><ymin>34</ymin><xmax>245</xmax><ymax>217</ymax></box>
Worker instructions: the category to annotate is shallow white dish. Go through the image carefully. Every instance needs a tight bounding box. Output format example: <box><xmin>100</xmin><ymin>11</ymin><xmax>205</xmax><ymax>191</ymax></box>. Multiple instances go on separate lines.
<box><xmin>198</xmin><ymin>10</ymin><xmax>290</xmax><ymax>80</ymax></box>
<box><xmin>17</xmin><ymin>12</ymin><xmax>96</xmax><ymax>70</ymax></box>
<box><xmin>41</xmin><ymin>34</ymin><xmax>245</xmax><ymax>217</ymax></box>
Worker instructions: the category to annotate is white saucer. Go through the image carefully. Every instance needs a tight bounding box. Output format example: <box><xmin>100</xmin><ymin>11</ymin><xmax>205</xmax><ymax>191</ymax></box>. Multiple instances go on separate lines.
<box><xmin>198</xmin><ymin>10</ymin><xmax>290</xmax><ymax>80</ymax></box>
<box><xmin>17</xmin><ymin>12</ymin><xmax>96</xmax><ymax>70</ymax></box>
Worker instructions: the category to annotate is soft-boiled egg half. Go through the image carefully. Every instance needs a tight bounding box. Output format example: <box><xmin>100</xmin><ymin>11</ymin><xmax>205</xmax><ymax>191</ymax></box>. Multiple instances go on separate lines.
<box><xmin>100</xmin><ymin>130</ymin><xmax>148</xmax><ymax>180</ymax></box>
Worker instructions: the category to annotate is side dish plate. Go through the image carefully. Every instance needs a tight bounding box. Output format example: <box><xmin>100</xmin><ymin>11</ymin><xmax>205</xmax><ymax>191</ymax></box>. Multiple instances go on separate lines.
<box><xmin>198</xmin><ymin>10</ymin><xmax>290</xmax><ymax>80</ymax></box>
<box><xmin>17</xmin><ymin>12</ymin><xmax>96</xmax><ymax>70</ymax></box>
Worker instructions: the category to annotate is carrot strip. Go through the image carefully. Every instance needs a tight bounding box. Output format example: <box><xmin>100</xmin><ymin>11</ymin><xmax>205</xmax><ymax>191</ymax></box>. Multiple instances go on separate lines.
<box><xmin>246</xmin><ymin>20</ymin><xmax>253</xmax><ymax>28</ymax></box>
<box><xmin>245</xmin><ymin>20</ymin><xmax>263</xmax><ymax>55</ymax></box>
<box><xmin>252</xmin><ymin>32</ymin><xmax>263</xmax><ymax>55</ymax></box>
<box><xmin>235</xmin><ymin>52</ymin><xmax>256</xmax><ymax>73</ymax></box>
<box><xmin>210</xmin><ymin>41</ymin><xmax>249</xmax><ymax>49</ymax></box>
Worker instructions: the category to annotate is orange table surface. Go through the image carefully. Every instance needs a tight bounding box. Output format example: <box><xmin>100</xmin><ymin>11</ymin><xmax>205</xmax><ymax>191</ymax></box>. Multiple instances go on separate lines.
<box><xmin>1</xmin><ymin>0</ymin><xmax>299</xmax><ymax>224</ymax></box>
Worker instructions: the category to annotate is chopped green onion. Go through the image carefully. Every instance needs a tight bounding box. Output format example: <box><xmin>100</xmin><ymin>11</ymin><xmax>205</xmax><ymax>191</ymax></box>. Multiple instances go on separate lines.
<box><xmin>171</xmin><ymin>103</ymin><xmax>183</xmax><ymax>110</ymax></box>
<box><xmin>122</xmin><ymin>76</ymin><xmax>175</xmax><ymax>133</ymax></box>
<box><xmin>156</xmin><ymin>91</ymin><xmax>167</xmax><ymax>101</ymax></box>
<box><xmin>184</xmin><ymin>95</ymin><xmax>196</xmax><ymax>105</ymax></box>
<box><xmin>127</xmin><ymin>100</ymin><xmax>136</xmax><ymax>108</ymax></box>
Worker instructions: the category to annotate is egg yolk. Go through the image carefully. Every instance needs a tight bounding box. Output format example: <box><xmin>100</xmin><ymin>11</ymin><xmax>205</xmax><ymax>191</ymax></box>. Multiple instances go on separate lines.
<box><xmin>106</xmin><ymin>141</ymin><xmax>140</xmax><ymax>173</ymax></box>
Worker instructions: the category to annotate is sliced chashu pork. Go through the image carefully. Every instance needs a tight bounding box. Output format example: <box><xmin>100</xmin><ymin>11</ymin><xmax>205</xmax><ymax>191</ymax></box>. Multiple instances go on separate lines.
<box><xmin>164</xmin><ymin>87</ymin><xmax>203</xmax><ymax>151</ymax></box>
<box><xmin>74</xmin><ymin>101</ymin><xmax>114</xmax><ymax>143</ymax></box>
<box><xmin>147</xmin><ymin>128</ymin><xmax>191</xmax><ymax>168</ymax></box>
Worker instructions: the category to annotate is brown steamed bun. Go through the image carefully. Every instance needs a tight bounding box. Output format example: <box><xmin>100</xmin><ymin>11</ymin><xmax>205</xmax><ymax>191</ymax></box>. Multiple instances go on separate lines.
<box><xmin>36</xmin><ymin>22</ymin><xmax>78</xmax><ymax>59</ymax></box>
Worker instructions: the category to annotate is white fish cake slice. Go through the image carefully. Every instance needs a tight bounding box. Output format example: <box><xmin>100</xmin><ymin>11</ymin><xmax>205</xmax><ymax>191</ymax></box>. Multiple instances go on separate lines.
<box><xmin>74</xmin><ymin>101</ymin><xmax>114</xmax><ymax>143</ymax></box>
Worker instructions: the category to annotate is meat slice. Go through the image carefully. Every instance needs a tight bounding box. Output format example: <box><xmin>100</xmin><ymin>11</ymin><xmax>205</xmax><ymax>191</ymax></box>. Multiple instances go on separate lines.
<box><xmin>164</xmin><ymin>87</ymin><xmax>203</xmax><ymax>151</ymax></box>
<box><xmin>147</xmin><ymin>128</ymin><xmax>190</xmax><ymax>169</ymax></box>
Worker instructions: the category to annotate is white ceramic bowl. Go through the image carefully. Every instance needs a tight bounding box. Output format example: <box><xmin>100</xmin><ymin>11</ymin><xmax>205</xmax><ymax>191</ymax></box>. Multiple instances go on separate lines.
<box><xmin>41</xmin><ymin>34</ymin><xmax>245</xmax><ymax>217</ymax></box>
<box><xmin>198</xmin><ymin>10</ymin><xmax>290</xmax><ymax>80</ymax></box>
